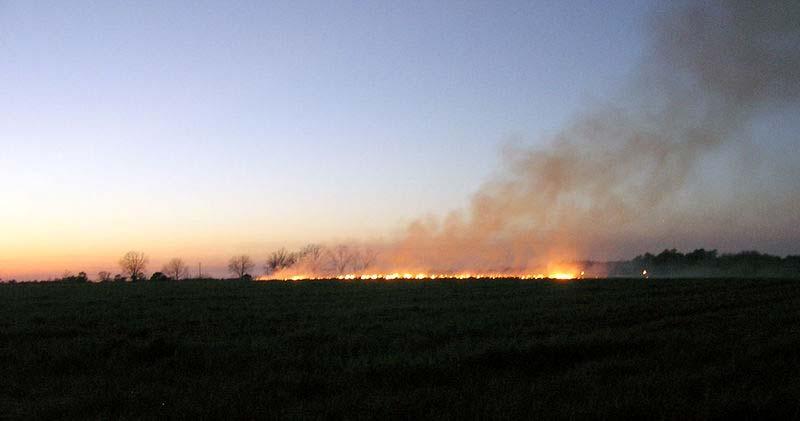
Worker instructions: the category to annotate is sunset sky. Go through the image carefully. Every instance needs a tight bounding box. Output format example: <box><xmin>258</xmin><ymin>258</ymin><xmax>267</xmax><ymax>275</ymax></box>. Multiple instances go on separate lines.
<box><xmin>1</xmin><ymin>1</ymin><xmax>798</xmax><ymax>280</ymax></box>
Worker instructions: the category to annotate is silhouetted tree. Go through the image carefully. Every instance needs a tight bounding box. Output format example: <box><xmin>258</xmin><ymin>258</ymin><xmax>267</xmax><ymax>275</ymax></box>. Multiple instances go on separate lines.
<box><xmin>59</xmin><ymin>271</ymin><xmax>88</xmax><ymax>283</ymax></box>
<box><xmin>786</xmin><ymin>255</ymin><xmax>800</xmax><ymax>271</ymax></box>
<box><xmin>297</xmin><ymin>244</ymin><xmax>325</xmax><ymax>273</ymax></box>
<box><xmin>162</xmin><ymin>258</ymin><xmax>190</xmax><ymax>280</ymax></box>
<box><xmin>352</xmin><ymin>246</ymin><xmax>379</xmax><ymax>272</ymax></box>
<box><xmin>653</xmin><ymin>249</ymin><xmax>682</xmax><ymax>267</ymax></box>
<box><xmin>150</xmin><ymin>272</ymin><xmax>169</xmax><ymax>282</ymax></box>
<box><xmin>327</xmin><ymin>245</ymin><xmax>354</xmax><ymax>274</ymax></box>
<box><xmin>686</xmin><ymin>248</ymin><xmax>717</xmax><ymax>264</ymax></box>
<box><xmin>97</xmin><ymin>271</ymin><xmax>112</xmax><ymax>282</ymax></box>
<box><xmin>612</xmin><ymin>248</ymin><xmax>800</xmax><ymax>277</ymax></box>
<box><xmin>265</xmin><ymin>248</ymin><xmax>296</xmax><ymax>274</ymax></box>
<box><xmin>119</xmin><ymin>251</ymin><xmax>148</xmax><ymax>281</ymax></box>
<box><xmin>228</xmin><ymin>255</ymin><xmax>255</xmax><ymax>279</ymax></box>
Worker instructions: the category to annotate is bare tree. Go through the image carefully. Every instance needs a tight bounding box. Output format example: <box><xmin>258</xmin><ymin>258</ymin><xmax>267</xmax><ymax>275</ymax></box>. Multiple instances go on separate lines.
<box><xmin>297</xmin><ymin>244</ymin><xmax>324</xmax><ymax>273</ymax></box>
<box><xmin>327</xmin><ymin>244</ymin><xmax>354</xmax><ymax>274</ymax></box>
<box><xmin>119</xmin><ymin>251</ymin><xmax>148</xmax><ymax>281</ymax></box>
<box><xmin>162</xmin><ymin>258</ymin><xmax>190</xmax><ymax>280</ymax></box>
<box><xmin>362</xmin><ymin>247</ymin><xmax>378</xmax><ymax>269</ymax></box>
<box><xmin>265</xmin><ymin>248</ymin><xmax>296</xmax><ymax>274</ymax></box>
<box><xmin>299</xmin><ymin>244</ymin><xmax>323</xmax><ymax>260</ymax></box>
<box><xmin>97</xmin><ymin>271</ymin><xmax>112</xmax><ymax>282</ymax></box>
<box><xmin>353</xmin><ymin>246</ymin><xmax>379</xmax><ymax>272</ymax></box>
<box><xmin>228</xmin><ymin>255</ymin><xmax>254</xmax><ymax>279</ymax></box>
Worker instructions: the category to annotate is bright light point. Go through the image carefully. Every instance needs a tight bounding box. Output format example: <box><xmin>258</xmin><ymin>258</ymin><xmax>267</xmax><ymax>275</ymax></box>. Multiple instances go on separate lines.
<box><xmin>548</xmin><ymin>273</ymin><xmax>576</xmax><ymax>280</ymax></box>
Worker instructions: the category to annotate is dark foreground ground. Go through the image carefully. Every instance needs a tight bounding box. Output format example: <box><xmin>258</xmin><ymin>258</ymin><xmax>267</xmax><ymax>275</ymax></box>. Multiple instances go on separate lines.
<box><xmin>1</xmin><ymin>278</ymin><xmax>799</xmax><ymax>420</ymax></box>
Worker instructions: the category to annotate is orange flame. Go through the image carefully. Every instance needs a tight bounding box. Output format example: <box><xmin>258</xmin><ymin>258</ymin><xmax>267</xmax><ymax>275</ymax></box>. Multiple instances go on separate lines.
<box><xmin>258</xmin><ymin>268</ymin><xmax>584</xmax><ymax>281</ymax></box>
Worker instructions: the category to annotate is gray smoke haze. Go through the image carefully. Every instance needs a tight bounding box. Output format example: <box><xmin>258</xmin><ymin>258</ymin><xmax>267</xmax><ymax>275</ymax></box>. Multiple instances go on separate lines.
<box><xmin>376</xmin><ymin>0</ymin><xmax>800</xmax><ymax>274</ymax></box>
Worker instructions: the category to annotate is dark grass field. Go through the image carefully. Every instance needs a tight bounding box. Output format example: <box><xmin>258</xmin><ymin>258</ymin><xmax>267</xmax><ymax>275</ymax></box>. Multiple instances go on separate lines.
<box><xmin>1</xmin><ymin>278</ymin><xmax>800</xmax><ymax>420</ymax></box>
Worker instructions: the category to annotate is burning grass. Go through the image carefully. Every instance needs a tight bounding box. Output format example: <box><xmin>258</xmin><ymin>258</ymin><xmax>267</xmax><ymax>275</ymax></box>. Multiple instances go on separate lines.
<box><xmin>260</xmin><ymin>260</ymin><xmax>587</xmax><ymax>281</ymax></box>
<box><xmin>261</xmin><ymin>271</ymin><xmax>584</xmax><ymax>281</ymax></box>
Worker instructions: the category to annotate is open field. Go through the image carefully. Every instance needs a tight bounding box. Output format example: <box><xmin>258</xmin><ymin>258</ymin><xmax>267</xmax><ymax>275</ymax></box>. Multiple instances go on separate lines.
<box><xmin>1</xmin><ymin>278</ymin><xmax>800</xmax><ymax>419</ymax></box>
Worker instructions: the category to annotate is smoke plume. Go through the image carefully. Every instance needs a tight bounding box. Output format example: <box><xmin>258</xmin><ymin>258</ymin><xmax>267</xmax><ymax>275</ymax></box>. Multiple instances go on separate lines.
<box><xmin>262</xmin><ymin>1</ymin><xmax>800</xmax><ymax>279</ymax></box>
<box><xmin>376</xmin><ymin>0</ymin><xmax>800</xmax><ymax>274</ymax></box>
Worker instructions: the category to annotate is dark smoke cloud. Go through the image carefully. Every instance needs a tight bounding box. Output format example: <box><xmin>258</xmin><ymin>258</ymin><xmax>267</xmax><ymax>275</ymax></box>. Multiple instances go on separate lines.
<box><xmin>379</xmin><ymin>0</ymin><xmax>800</xmax><ymax>273</ymax></box>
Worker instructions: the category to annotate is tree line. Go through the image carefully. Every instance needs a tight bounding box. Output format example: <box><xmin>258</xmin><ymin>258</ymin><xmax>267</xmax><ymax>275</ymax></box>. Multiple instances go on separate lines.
<box><xmin>42</xmin><ymin>243</ymin><xmax>379</xmax><ymax>283</ymax></box>
<box><xmin>606</xmin><ymin>249</ymin><xmax>800</xmax><ymax>278</ymax></box>
<box><xmin>3</xmin><ymin>247</ymin><xmax>799</xmax><ymax>283</ymax></box>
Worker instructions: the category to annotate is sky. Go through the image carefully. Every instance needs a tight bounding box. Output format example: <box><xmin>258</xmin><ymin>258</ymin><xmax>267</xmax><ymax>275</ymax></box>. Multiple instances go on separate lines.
<box><xmin>1</xmin><ymin>1</ymin><xmax>797</xmax><ymax>280</ymax></box>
